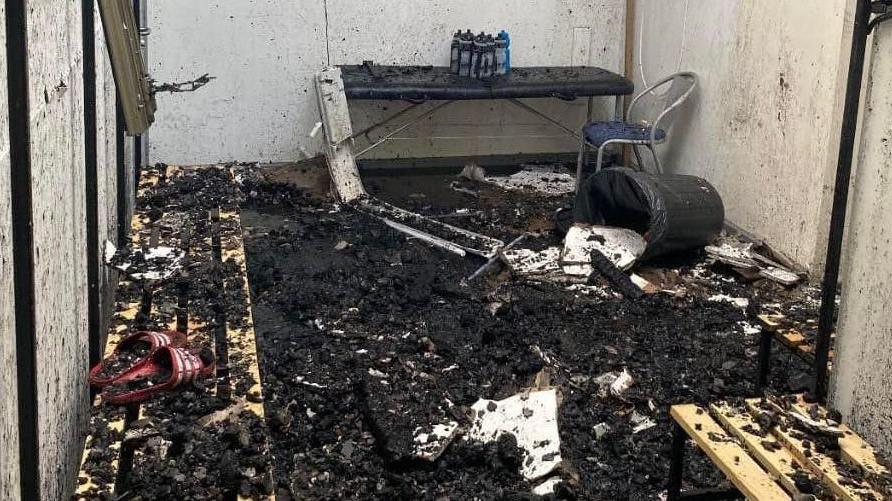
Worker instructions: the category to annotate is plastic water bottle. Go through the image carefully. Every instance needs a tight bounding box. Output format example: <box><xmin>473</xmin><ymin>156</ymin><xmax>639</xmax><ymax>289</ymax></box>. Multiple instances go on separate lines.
<box><xmin>459</xmin><ymin>30</ymin><xmax>473</xmax><ymax>78</ymax></box>
<box><xmin>496</xmin><ymin>31</ymin><xmax>509</xmax><ymax>75</ymax></box>
<box><xmin>483</xmin><ymin>35</ymin><xmax>496</xmax><ymax>79</ymax></box>
<box><xmin>498</xmin><ymin>31</ymin><xmax>511</xmax><ymax>75</ymax></box>
<box><xmin>450</xmin><ymin>30</ymin><xmax>461</xmax><ymax>74</ymax></box>
<box><xmin>471</xmin><ymin>33</ymin><xmax>484</xmax><ymax>79</ymax></box>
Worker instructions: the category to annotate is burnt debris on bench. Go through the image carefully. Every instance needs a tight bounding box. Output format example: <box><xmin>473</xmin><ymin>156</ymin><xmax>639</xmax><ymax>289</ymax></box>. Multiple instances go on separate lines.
<box><xmin>75</xmin><ymin>166</ymin><xmax>275</xmax><ymax>500</ymax></box>
<box><xmin>668</xmin><ymin>395</ymin><xmax>891</xmax><ymax>501</ymax></box>
<box><xmin>756</xmin><ymin>314</ymin><xmax>836</xmax><ymax>390</ymax></box>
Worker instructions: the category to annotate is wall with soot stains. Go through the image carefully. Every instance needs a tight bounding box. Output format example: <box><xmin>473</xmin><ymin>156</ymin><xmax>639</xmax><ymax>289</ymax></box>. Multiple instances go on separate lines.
<box><xmin>0</xmin><ymin>0</ymin><xmax>131</xmax><ymax>498</ymax></box>
<box><xmin>832</xmin><ymin>19</ymin><xmax>892</xmax><ymax>458</ymax></box>
<box><xmin>146</xmin><ymin>0</ymin><xmax>626</xmax><ymax>164</ymax></box>
<box><xmin>630</xmin><ymin>0</ymin><xmax>854</xmax><ymax>274</ymax></box>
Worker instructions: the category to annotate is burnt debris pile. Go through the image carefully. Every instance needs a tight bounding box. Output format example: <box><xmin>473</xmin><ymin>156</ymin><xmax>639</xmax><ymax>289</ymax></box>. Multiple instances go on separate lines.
<box><xmin>240</xmin><ymin>168</ymin><xmax>814</xmax><ymax>500</ymax></box>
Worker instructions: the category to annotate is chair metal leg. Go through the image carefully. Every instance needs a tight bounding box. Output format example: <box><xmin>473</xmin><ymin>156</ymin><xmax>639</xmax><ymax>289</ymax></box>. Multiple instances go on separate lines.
<box><xmin>648</xmin><ymin>143</ymin><xmax>662</xmax><ymax>174</ymax></box>
<box><xmin>632</xmin><ymin>145</ymin><xmax>645</xmax><ymax>171</ymax></box>
<box><xmin>757</xmin><ymin>330</ymin><xmax>773</xmax><ymax>391</ymax></box>
<box><xmin>576</xmin><ymin>138</ymin><xmax>586</xmax><ymax>193</ymax></box>
<box><xmin>668</xmin><ymin>421</ymin><xmax>687</xmax><ymax>501</ymax></box>
<box><xmin>596</xmin><ymin>145</ymin><xmax>608</xmax><ymax>174</ymax></box>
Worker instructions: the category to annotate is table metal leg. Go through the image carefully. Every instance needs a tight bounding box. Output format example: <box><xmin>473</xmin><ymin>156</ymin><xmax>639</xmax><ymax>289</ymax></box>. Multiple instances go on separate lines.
<box><xmin>668</xmin><ymin>421</ymin><xmax>686</xmax><ymax>501</ymax></box>
<box><xmin>576</xmin><ymin>97</ymin><xmax>595</xmax><ymax>193</ymax></box>
<box><xmin>757</xmin><ymin>330</ymin><xmax>773</xmax><ymax>391</ymax></box>
<box><xmin>354</xmin><ymin>101</ymin><xmax>454</xmax><ymax>158</ymax></box>
<box><xmin>349</xmin><ymin>102</ymin><xmax>421</xmax><ymax>141</ymax></box>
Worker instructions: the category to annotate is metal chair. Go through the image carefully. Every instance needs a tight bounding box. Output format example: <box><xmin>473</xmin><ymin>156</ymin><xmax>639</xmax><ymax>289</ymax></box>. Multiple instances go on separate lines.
<box><xmin>576</xmin><ymin>72</ymin><xmax>697</xmax><ymax>187</ymax></box>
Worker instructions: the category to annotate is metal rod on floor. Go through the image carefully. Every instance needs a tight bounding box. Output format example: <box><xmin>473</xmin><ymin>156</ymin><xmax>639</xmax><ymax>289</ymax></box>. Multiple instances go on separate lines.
<box><xmin>354</xmin><ymin>101</ymin><xmax>454</xmax><ymax>158</ymax></box>
<box><xmin>815</xmin><ymin>0</ymin><xmax>874</xmax><ymax>401</ymax></box>
<box><xmin>465</xmin><ymin>234</ymin><xmax>528</xmax><ymax>283</ymax></box>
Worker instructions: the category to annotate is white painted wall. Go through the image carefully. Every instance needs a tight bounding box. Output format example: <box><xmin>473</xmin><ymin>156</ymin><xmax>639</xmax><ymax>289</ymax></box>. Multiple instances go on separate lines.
<box><xmin>147</xmin><ymin>0</ymin><xmax>625</xmax><ymax>164</ymax></box>
<box><xmin>631</xmin><ymin>0</ymin><xmax>853</xmax><ymax>272</ymax></box>
<box><xmin>832</xmin><ymin>21</ymin><xmax>892</xmax><ymax>457</ymax></box>
<box><xmin>0</xmin><ymin>3</ymin><xmax>22</xmax><ymax>499</ymax></box>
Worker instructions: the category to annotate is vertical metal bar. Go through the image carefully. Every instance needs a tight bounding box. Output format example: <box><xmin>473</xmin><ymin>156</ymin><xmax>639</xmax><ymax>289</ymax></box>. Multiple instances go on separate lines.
<box><xmin>667</xmin><ymin>422</ymin><xmax>686</xmax><ymax>500</ymax></box>
<box><xmin>6</xmin><ymin>0</ymin><xmax>40</xmax><ymax>496</ymax></box>
<box><xmin>84</xmin><ymin>0</ymin><xmax>101</xmax><ymax>369</ymax></box>
<box><xmin>116</xmin><ymin>98</ymin><xmax>127</xmax><ymax>245</ymax></box>
<box><xmin>131</xmin><ymin>0</ymin><xmax>143</xmax><ymax>183</ymax></box>
<box><xmin>757</xmin><ymin>330</ymin><xmax>773</xmax><ymax>390</ymax></box>
<box><xmin>815</xmin><ymin>0</ymin><xmax>872</xmax><ymax>401</ymax></box>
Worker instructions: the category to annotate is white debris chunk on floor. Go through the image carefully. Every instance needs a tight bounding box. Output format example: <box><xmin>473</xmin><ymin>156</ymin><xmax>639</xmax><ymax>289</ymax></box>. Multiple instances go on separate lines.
<box><xmin>739</xmin><ymin>322</ymin><xmax>761</xmax><ymax>335</ymax></box>
<box><xmin>502</xmin><ymin>247</ymin><xmax>562</xmax><ymax>275</ymax></box>
<box><xmin>561</xmin><ymin>225</ymin><xmax>646</xmax><ymax>275</ymax></box>
<box><xmin>630</xmin><ymin>411</ymin><xmax>657</xmax><ymax>434</ymax></box>
<box><xmin>485</xmin><ymin>165</ymin><xmax>575</xmax><ymax>196</ymax></box>
<box><xmin>469</xmin><ymin>389</ymin><xmax>562</xmax><ymax>481</ymax></box>
<box><xmin>532</xmin><ymin>476</ymin><xmax>563</xmax><ymax>496</ymax></box>
<box><xmin>103</xmin><ymin>240</ymin><xmax>185</xmax><ymax>280</ymax></box>
<box><xmin>413</xmin><ymin>420</ymin><xmax>460</xmax><ymax>461</ymax></box>
<box><xmin>592</xmin><ymin>368</ymin><xmax>634</xmax><ymax>397</ymax></box>
<box><xmin>708</xmin><ymin>294</ymin><xmax>750</xmax><ymax>310</ymax></box>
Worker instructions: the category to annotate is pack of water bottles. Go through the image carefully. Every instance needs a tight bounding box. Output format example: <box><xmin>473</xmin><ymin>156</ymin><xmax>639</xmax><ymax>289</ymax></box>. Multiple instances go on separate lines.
<box><xmin>450</xmin><ymin>30</ymin><xmax>511</xmax><ymax>79</ymax></box>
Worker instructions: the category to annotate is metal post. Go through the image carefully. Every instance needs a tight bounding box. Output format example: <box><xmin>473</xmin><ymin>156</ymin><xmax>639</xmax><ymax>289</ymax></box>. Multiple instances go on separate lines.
<box><xmin>667</xmin><ymin>422</ymin><xmax>686</xmax><ymax>500</ymax></box>
<box><xmin>815</xmin><ymin>0</ymin><xmax>873</xmax><ymax>401</ymax></box>
<box><xmin>757</xmin><ymin>330</ymin><xmax>773</xmax><ymax>390</ymax></box>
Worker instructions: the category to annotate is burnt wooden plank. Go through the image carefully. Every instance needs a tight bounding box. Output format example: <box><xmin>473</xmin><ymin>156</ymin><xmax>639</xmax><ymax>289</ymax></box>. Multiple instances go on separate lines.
<box><xmin>671</xmin><ymin>404</ymin><xmax>790</xmax><ymax>501</ymax></box>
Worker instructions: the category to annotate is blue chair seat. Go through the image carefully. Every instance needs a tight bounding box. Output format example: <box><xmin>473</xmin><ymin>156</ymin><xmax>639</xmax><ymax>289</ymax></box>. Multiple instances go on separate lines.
<box><xmin>583</xmin><ymin>121</ymin><xmax>666</xmax><ymax>147</ymax></box>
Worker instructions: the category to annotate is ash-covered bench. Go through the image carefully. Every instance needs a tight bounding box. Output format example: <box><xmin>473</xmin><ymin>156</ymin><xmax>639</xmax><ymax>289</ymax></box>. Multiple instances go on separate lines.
<box><xmin>668</xmin><ymin>396</ymin><xmax>890</xmax><ymax>500</ymax></box>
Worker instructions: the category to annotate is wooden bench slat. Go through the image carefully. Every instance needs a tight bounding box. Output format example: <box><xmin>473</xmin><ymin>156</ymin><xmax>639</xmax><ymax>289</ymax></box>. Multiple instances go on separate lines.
<box><xmin>745</xmin><ymin>399</ymin><xmax>882</xmax><ymax>501</ymax></box>
<box><xmin>789</xmin><ymin>399</ymin><xmax>892</xmax><ymax>496</ymax></box>
<box><xmin>710</xmin><ymin>402</ymin><xmax>812</xmax><ymax>497</ymax></box>
<box><xmin>671</xmin><ymin>404</ymin><xmax>791</xmax><ymax>501</ymax></box>
<box><xmin>220</xmin><ymin>210</ymin><xmax>267</xmax><ymax>418</ymax></box>
<box><xmin>77</xmin><ymin>166</ymin><xmax>276</xmax><ymax>500</ymax></box>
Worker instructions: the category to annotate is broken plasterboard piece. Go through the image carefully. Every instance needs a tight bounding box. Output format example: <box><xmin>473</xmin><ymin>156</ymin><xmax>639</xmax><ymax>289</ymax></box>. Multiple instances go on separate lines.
<box><xmin>469</xmin><ymin>389</ymin><xmax>562</xmax><ymax>481</ymax></box>
<box><xmin>103</xmin><ymin>240</ymin><xmax>185</xmax><ymax>281</ymax></box>
<box><xmin>708</xmin><ymin>294</ymin><xmax>750</xmax><ymax>310</ymax></box>
<box><xmin>484</xmin><ymin>165</ymin><xmax>576</xmax><ymax>196</ymax></box>
<box><xmin>561</xmin><ymin>225</ymin><xmax>646</xmax><ymax>275</ymax></box>
<box><xmin>759</xmin><ymin>266</ymin><xmax>801</xmax><ymax>286</ymax></box>
<box><xmin>705</xmin><ymin>243</ymin><xmax>758</xmax><ymax>269</ymax></box>
<box><xmin>502</xmin><ymin>247</ymin><xmax>562</xmax><ymax>276</ymax></box>
<box><xmin>413</xmin><ymin>421</ymin><xmax>460</xmax><ymax>461</ymax></box>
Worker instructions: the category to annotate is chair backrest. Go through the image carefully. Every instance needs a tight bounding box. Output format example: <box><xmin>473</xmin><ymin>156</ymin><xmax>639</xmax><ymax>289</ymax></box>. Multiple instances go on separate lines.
<box><xmin>627</xmin><ymin>72</ymin><xmax>697</xmax><ymax>139</ymax></box>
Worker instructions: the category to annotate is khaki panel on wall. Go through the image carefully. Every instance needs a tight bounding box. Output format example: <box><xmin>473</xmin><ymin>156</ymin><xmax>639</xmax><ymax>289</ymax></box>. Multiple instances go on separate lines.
<box><xmin>98</xmin><ymin>0</ymin><xmax>154</xmax><ymax>134</ymax></box>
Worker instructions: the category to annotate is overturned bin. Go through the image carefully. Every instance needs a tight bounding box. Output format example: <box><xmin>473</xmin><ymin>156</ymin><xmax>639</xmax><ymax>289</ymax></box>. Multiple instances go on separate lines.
<box><xmin>573</xmin><ymin>167</ymin><xmax>724</xmax><ymax>260</ymax></box>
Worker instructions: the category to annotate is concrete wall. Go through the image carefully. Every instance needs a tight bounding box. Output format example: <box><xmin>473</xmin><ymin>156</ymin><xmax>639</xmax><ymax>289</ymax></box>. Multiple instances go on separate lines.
<box><xmin>832</xmin><ymin>22</ymin><xmax>892</xmax><ymax>457</ymax></box>
<box><xmin>630</xmin><ymin>0</ymin><xmax>853</xmax><ymax>272</ymax></box>
<box><xmin>0</xmin><ymin>3</ymin><xmax>23</xmax><ymax>499</ymax></box>
<box><xmin>147</xmin><ymin>0</ymin><xmax>625</xmax><ymax>164</ymax></box>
